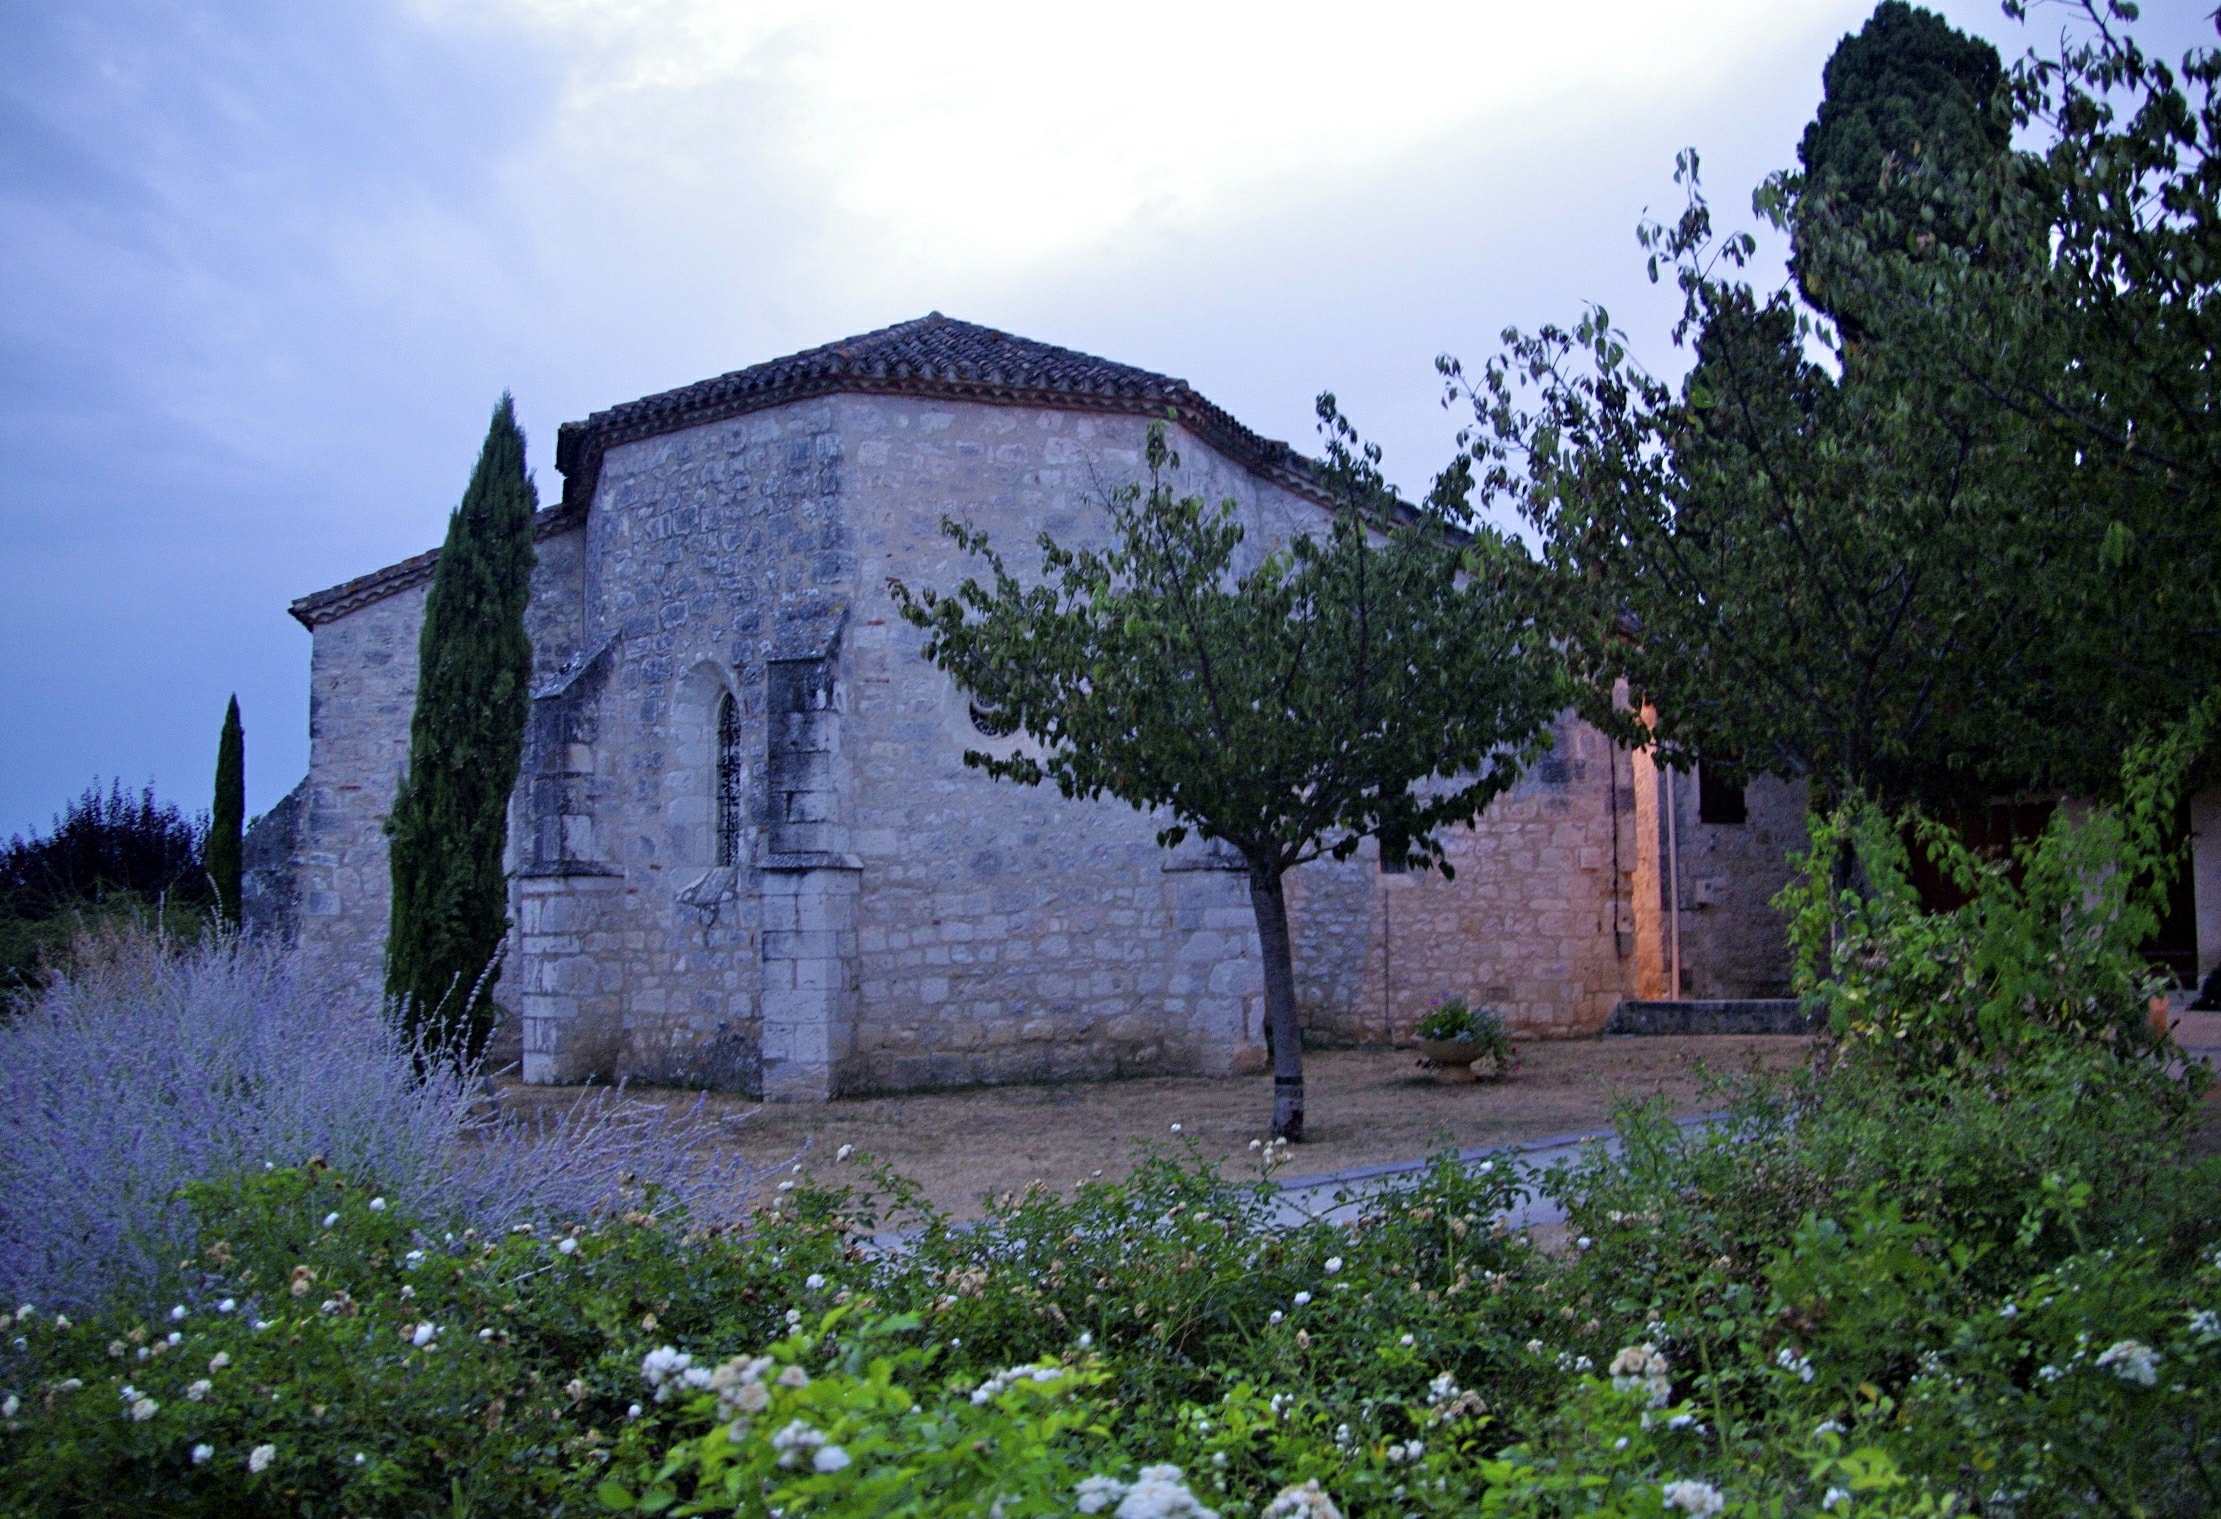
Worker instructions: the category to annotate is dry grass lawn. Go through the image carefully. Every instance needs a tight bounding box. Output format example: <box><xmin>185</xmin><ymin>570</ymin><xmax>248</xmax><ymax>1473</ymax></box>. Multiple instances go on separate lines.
<box><xmin>499</xmin><ymin>1035</ymin><xmax>1817</xmax><ymax>1219</ymax></box>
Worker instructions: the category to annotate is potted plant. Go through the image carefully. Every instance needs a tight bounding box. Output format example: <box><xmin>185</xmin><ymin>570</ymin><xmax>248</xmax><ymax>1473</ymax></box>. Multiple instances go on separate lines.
<box><xmin>1414</xmin><ymin>996</ymin><xmax>1519</xmax><ymax>1082</ymax></box>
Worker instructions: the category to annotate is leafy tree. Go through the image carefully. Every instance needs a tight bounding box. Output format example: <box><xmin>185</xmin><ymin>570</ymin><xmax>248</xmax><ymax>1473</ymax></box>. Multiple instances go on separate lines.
<box><xmin>1792</xmin><ymin>0</ymin><xmax>2011</xmax><ymax>322</ymax></box>
<box><xmin>385</xmin><ymin>395</ymin><xmax>538</xmax><ymax>1068</ymax></box>
<box><xmin>0</xmin><ymin>781</ymin><xmax>205</xmax><ymax>920</ymax></box>
<box><xmin>890</xmin><ymin>417</ymin><xmax>1563</xmax><ymax>1140</ymax></box>
<box><xmin>206</xmin><ymin>696</ymin><xmax>244</xmax><ymax>929</ymax></box>
<box><xmin>0</xmin><ymin>781</ymin><xmax>209</xmax><ymax>996</ymax></box>
<box><xmin>1788</xmin><ymin>1</ymin><xmax>2221</xmax><ymax>791</ymax></box>
<box><xmin>1454</xmin><ymin>2</ymin><xmax>2219</xmax><ymax>810</ymax></box>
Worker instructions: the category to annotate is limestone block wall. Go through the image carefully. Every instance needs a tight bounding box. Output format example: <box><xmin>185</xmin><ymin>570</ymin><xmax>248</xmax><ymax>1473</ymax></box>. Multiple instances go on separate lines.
<box><xmin>1634</xmin><ymin>756</ymin><xmax>1804</xmax><ymax>1000</ymax></box>
<box><xmin>838</xmin><ymin>396</ymin><xmax>1296</xmax><ymax>1090</ymax></box>
<box><xmin>295</xmin><ymin>524</ymin><xmax>588</xmax><ymax>1009</ymax></box>
<box><xmin>1287</xmin><ymin>714</ymin><xmax>1640</xmax><ymax>1041</ymax></box>
<box><xmin>530</xmin><ymin>397</ymin><xmax>857</xmax><ymax>1089</ymax></box>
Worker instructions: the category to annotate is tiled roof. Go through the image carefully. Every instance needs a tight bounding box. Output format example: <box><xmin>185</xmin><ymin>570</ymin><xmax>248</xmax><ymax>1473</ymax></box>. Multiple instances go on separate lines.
<box><xmin>294</xmin><ymin>314</ymin><xmax>1326</xmax><ymax>629</ymax></box>
<box><xmin>553</xmin><ymin>312</ymin><xmax>1326</xmax><ymax>512</ymax></box>
<box><xmin>289</xmin><ymin>507</ymin><xmax>574</xmax><ymax>628</ymax></box>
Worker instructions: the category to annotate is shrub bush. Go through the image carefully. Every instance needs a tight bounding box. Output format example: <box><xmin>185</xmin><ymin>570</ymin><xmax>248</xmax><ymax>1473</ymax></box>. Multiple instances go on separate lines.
<box><xmin>0</xmin><ymin>931</ymin><xmax>771</xmax><ymax>1315</ymax></box>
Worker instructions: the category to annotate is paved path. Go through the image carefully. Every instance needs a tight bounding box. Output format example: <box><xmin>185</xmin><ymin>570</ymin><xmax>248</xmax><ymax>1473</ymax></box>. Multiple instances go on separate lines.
<box><xmin>1269</xmin><ymin>1112</ymin><xmax>1725</xmax><ymax>1233</ymax></box>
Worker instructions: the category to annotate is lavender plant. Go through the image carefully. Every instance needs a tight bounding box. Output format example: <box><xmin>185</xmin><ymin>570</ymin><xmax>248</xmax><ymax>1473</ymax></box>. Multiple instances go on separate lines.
<box><xmin>0</xmin><ymin>928</ymin><xmax>771</xmax><ymax>1313</ymax></box>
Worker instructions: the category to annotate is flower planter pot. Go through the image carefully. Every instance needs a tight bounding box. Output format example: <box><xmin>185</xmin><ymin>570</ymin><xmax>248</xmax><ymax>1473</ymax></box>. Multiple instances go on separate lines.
<box><xmin>1417</xmin><ymin>1037</ymin><xmax>1482</xmax><ymax>1081</ymax></box>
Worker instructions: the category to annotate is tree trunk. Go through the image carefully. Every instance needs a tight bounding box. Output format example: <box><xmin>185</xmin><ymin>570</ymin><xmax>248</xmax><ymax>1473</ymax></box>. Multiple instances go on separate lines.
<box><xmin>1249</xmin><ymin>867</ymin><xmax>1305</xmax><ymax>1141</ymax></box>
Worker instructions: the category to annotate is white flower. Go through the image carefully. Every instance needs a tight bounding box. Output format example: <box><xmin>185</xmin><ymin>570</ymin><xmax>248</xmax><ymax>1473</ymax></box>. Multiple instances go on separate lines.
<box><xmin>1323</xmin><ymin>1257</ymin><xmax>1343</xmax><ymax>1275</ymax></box>
<box><xmin>1269</xmin><ymin>1311</ymin><xmax>1284</xmax><ymax>1325</ymax></box>
<box><xmin>1476</xmin><ymin>1161</ymin><xmax>1493</xmax><ymax>1174</ymax></box>
<box><xmin>771</xmin><ymin>1418</ymin><xmax>827</xmax><ymax>1468</ymax></box>
<box><xmin>1076</xmin><ymin>1476</ymin><xmax>1128</xmax><ymax>1514</ymax></box>
<box><xmin>1668</xmin><ymin>1413</ymin><xmax>1696</xmax><ymax>1430</ymax></box>
<box><xmin>785</xmin><ymin>1309</ymin><xmax>804</xmax><ymax>1328</ymax></box>
<box><xmin>169</xmin><ymin>1306</ymin><xmax>188</xmax><ymax>1322</ymax></box>
<box><xmin>191</xmin><ymin>1443</ymin><xmax>214</xmax><ymax>1465</ymax></box>
<box><xmin>813</xmin><ymin>1444</ymin><xmax>851</xmax><ymax>1473</ymax></box>
<box><xmin>1</xmin><ymin>1394</ymin><xmax>16</xmax><ymax>1418</ymax></box>
<box><xmin>1077</xmin><ymin>1331</ymin><xmax>1093</xmax><ymax>1349</ymax></box>
<box><xmin>777</xmin><ymin>1181</ymin><xmax>796</xmax><ymax>1192</ymax></box>
<box><xmin>1998</xmin><ymin>1303</ymin><xmax>2019</xmax><ymax>1320</ymax></box>
<box><xmin>1662</xmin><ymin>1479</ymin><xmax>1725</xmax><ymax>1515</ymax></box>
<box><xmin>1576</xmin><ymin>1237</ymin><xmax>1593</xmax><ymax>1250</ymax></box>
<box><xmin>411</xmin><ymin>1323</ymin><xmax>438</xmax><ymax>1348</ymax></box>
<box><xmin>52</xmin><ymin>1315</ymin><xmax>68</xmax><ymax>1329</ymax></box>
<box><xmin>248</xmin><ymin>1443</ymin><xmax>276</xmax><ymax>1473</ymax></box>
<box><xmin>353</xmin><ymin>1452</ymin><xmax>366</xmax><ymax>1465</ymax></box>
<box><xmin>216</xmin><ymin>1299</ymin><xmax>236</xmax><ymax>1314</ymax></box>
<box><xmin>1775</xmin><ymin>1346</ymin><xmax>1815</xmax><ymax>1384</ymax></box>
<box><xmin>128</xmin><ymin>1397</ymin><xmax>159</xmax><ymax>1422</ymax></box>
<box><xmin>1815</xmin><ymin>1420</ymin><xmax>1845</xmax><ymax>1437</ymax></box>
<box><xmin>1823</xmin><ymin>1488</ymin><xmax>1851</xmax><ymax>1512</ymax></box>
<box><xmin>1292</xmin><ymin>1292</ymin><xmax>1311</xmax><ymax>1307</ymax></box>
<box><xmin>835</xmin><ymin>1144</ymin><xmax>853</xmax><ymax>1162</ymax></box>
<box><xmin>186</xmin><ymin>1379</ymin><xmax>213</xmax><ymax>1402</ymax></box>
<box><xmin>1399</xmin><ymin>1333</ymin><xmax>1415</xmax><ymax>1348</ymax></box>
<box><xmin>368</xmin><ymin>1197</ymin><xmax>386</xmax><ymax>1212</ymax></box>
<box><xmin>627</xmin><ymin>1403</ymin><xmax>643</xmax><ymax>1419</ymax></box>
<box><xmin>1526</xmin><ymin>1339</ymin><xmax>1545</xmax><ymax>1355</ymax></box>
<box><xmin>2188</xmin><ymin>1308</ymin><xmax>2219</xmax><ymax>1338</ymax></box>
<box><xmin>641</xmin><ymin>1345</ymin><xmax>695</xmax><ymax>1398</ymax></box>
<box><xmin>556</xmin><ymin>1238</ymin><xmax>578</xmax><ymax>1256</ymax></box>
<box><xmin>1170</xmin><ymin>1123</ymin><xmax>1183</xmax><ymax>1134</ymax></box>
<box><xmin>805</xmin><ymin>1274</ymin><xmax>827</xmax><ymax>1291</ymax></box>
<box><xmin>2037</xmin><ymin>1364</ymin><xmax>2063</xmax><ymax>1382</ymax></box>
<box><xmin>1112</xmin><ymin>1463</ymin><xmax>1217</xmax><ymax>1519</ymax></box>
<box><xmin>1610</xmin><ymin>1343</ymin><xmax>1673</xmax><ymax>1406</ymax></box>
<box><xmin>777</xmin><ymin>1364</ymin><xmax>811</xmax><ymax>1388</ymax></box>
<box><xmin>166</xmin><ymin>1332</ymin><xmax>181</xmax><ymax>1346</ymax></box>
<box><xmin>2095</xmin><ymin>1340</ymin><xmax>2159</xmax><ymax>1386</ymax></box>
<box><xmin>1260</xmin><ymin>1478</ymin><xmax>1342</xmax><ymax>1519</ymax></box>
<box><xmin>322</xmin><ymin>1213</ymin><xmax>340</xmax><ymax>1228</ymax></box>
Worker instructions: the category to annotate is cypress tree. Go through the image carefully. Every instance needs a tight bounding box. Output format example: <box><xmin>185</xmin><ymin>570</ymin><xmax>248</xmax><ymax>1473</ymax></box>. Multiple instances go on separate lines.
<box><xmin>207</xmin><ymin>695</ymin><xmax>244</xmax><ymax>928</ymax></box>
<box><xmin>385</xmin><ymin>394</ymin><xmax>537</xmax><ymax>1068</ymax></box>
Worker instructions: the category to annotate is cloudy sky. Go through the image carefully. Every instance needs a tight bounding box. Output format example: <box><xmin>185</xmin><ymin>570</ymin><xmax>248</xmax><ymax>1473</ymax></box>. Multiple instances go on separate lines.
<box><xmin>0</xmin><ymin>0</ymin><xmax>2204</xmax><ymax>836</ymax></box>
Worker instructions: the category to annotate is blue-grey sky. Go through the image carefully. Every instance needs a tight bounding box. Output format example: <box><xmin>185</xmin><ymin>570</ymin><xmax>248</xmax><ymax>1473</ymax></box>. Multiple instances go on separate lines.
<box><xmin>1</xmin><ymin>1</ymin><xmax>2205</xmax><ymax>837</ymax></box>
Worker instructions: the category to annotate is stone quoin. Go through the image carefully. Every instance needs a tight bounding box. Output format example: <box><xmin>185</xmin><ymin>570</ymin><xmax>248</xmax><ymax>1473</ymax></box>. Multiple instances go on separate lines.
<box><xmin>247</xmin><ymin>315</ymin><xmax>1799</xmax><ymax>1099</ymax></box>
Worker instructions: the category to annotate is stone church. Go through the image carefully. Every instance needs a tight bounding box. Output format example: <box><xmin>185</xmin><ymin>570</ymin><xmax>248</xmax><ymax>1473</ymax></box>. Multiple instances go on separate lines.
<box><xmin>246</xmin><ymin>314</ymin><xmax>1805</xmax><ymax>1100</ymax></box>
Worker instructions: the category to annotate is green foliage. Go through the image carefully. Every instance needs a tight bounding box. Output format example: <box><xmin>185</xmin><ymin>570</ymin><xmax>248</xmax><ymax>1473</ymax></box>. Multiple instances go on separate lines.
<box><xmin>1779</xmin><ymin>693</ymin><xmax>2219</xmax><ymax>1069</ymax></box>
<box><xmin>605</xmin><ymin>1325</ymin><xmax>1110</xmax><ymax>1517</ymax></box>
<box><xmin>1793</xmin><ymin>1</ymin><xmax>2010</xmax><ymax>318</ymax></box>
<box><xmin>207</xmin><ymin>698</ymin><xmax>244</xmax><ymax>931</ymax></box>
<box><xmin>1461</xmin><ymin>4</ymin><xmax>2221</xmax><ymax>803</ymax></box>
<box><xmin>1414</xmin><ymin>998</ymin><xmax>1517</xmax><ymax>1078</ymax></box>
<box><xmin>0</xmin><ymin>782</ymin><xmax>210</xmax><ymax>1002</ymax></box>
<box><xmin>385</xmin><ymin>393</ymin><xmax>538</xmax><ymax>1067</ymax></box>
<box><xmin>889</xmin><ymin>414</ymin><xmax>1564</xmax><ymax>1136</ymax></box>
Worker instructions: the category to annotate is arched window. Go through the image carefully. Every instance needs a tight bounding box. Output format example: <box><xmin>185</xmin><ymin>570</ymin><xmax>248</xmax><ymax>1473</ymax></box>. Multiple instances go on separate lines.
<box><xmin>716</xmin><ymin>690</ymin><xmax>743</xmax><ymax>867</ymax></box>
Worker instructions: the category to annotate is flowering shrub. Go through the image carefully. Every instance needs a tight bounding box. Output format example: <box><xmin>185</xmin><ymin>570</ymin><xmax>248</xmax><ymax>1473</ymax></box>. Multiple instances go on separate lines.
<box><xmin>0</xmin><ymin>931</ymin><xmax>773</xmax><ymax>1312</ymax></box>
<box><xmin>3</xmin><ymin>752</ymin><xmax>2219</xmax><ymax>1517</ymax></box>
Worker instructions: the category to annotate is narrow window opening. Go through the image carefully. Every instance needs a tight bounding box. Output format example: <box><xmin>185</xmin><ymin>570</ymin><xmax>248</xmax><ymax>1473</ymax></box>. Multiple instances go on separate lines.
<box><xmin>716</xmin><ymin>691</ymin><xmax>743</xmax><ymax>867</ymax></box>
<box><xmin>1697</xmin><ymin>763</ymin><xmax>1747</xmax><ymax>826</ymax></box>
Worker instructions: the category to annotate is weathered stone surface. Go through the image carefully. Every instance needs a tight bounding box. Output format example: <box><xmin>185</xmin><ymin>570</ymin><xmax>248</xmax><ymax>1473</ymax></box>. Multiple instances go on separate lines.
<box><xmin>278</xmin><ymin>320</ymin><xmax>1803</xmax><ymax>1099</ymax></box>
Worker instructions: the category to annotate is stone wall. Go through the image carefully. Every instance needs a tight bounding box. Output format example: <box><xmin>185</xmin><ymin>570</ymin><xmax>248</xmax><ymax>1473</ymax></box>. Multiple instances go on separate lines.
<box><xmin>240</xmin><ymin>777</ymin><xmax>305</xmax><ymax>944</ymax></box>
<box><xmin>841</xmin><ymin>396</ymin><xmax>1297</xmax><ymax>1090</ymax></box>
<box><xmin>290</xmin><ymin>385</ymin><xmax>1807</xmax><ymax>1097</ymax></box>
<box><xmin>296</xmin><ymin>524</ymin><xmax>589</xmax><ymax>1009</ymax></box>
<box><xmin>1286</xmin><ymin>713</ymin><xmax>1639</xmax><ymax>1040</ymax></box>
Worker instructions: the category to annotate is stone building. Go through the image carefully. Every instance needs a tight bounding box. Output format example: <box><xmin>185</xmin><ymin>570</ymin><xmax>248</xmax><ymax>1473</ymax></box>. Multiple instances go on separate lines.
<box><xmin>253</xmin><ymin>315</ymin><xmax>1800</xmax><ymax>1099</ymax></box>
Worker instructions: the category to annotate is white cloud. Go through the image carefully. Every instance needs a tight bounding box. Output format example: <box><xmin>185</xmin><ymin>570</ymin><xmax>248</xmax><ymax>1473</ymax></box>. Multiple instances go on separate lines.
<box><xmin>432</xmin><ymin>0</ymin><xmax>1843</xmax><ymax>279</ymax></box>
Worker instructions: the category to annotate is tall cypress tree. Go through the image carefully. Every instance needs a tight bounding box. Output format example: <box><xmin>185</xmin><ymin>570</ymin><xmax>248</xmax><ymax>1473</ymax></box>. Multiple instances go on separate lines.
<box><xmin>385</xmin><ymin>394</ymin><xmax>538</xmax><ymax>1068</ymax></box>
<box><xmin>207</xmin><ymin>695</ymin><xmax>244</xmax><ymax>928</ymax></box>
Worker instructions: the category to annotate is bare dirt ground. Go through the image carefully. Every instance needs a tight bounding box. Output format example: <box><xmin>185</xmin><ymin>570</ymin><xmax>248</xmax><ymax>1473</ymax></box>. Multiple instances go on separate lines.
<box><xmin>497</xmin><ymin>1035</ymin><xmax>1817</xmax><ymax>1219</ymax></box>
